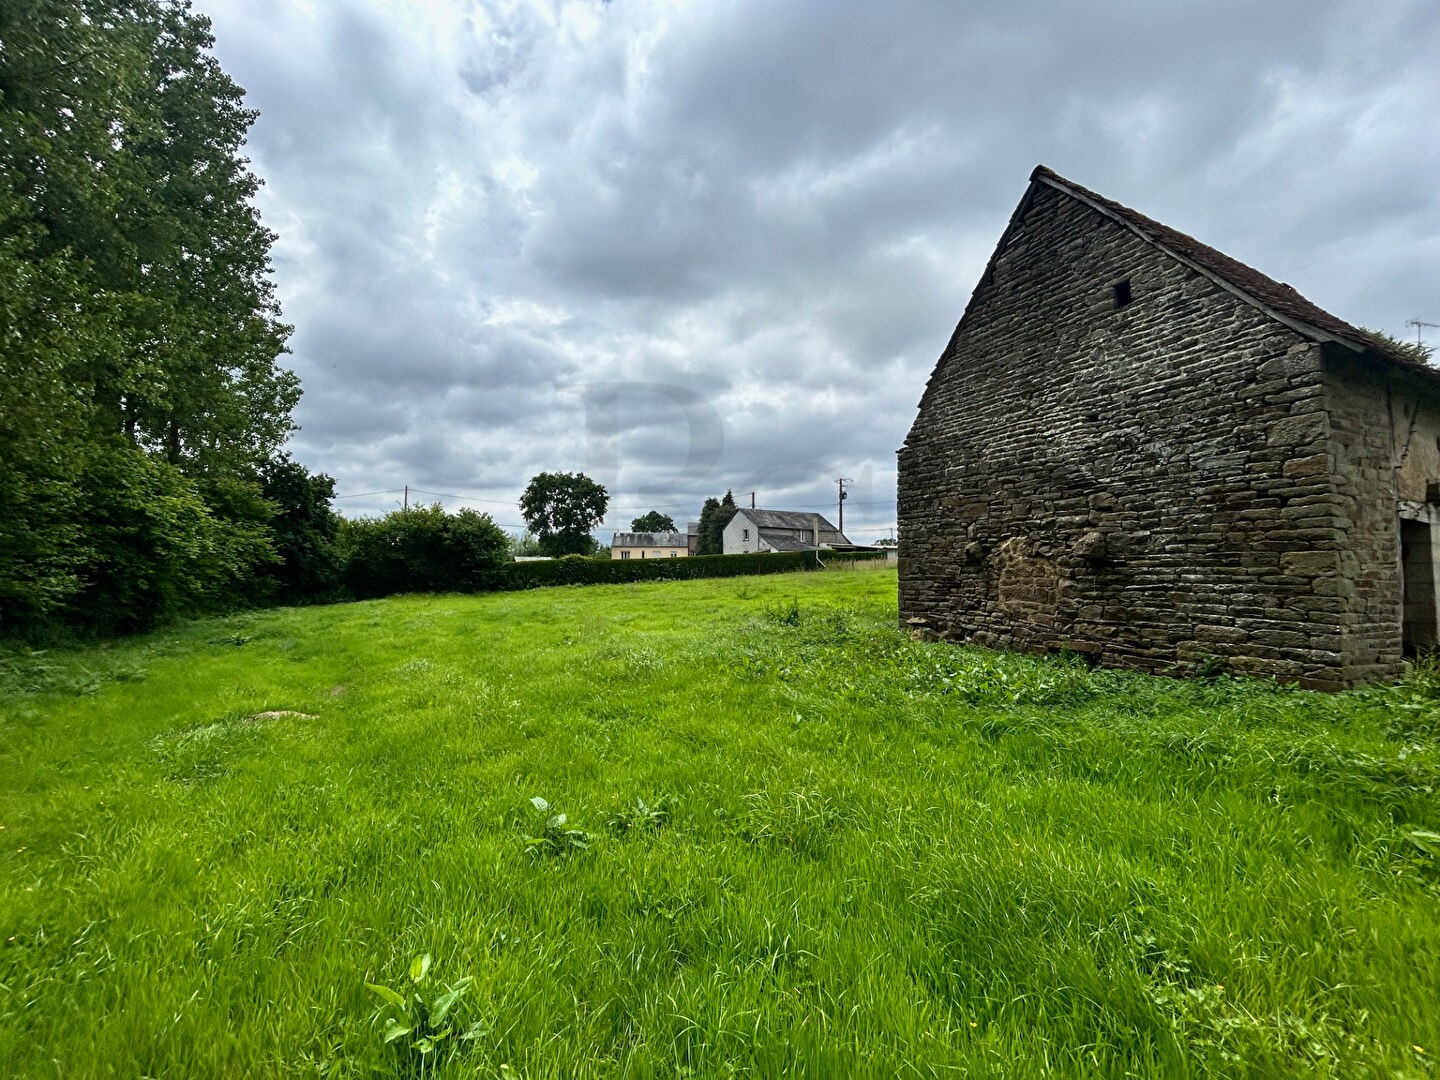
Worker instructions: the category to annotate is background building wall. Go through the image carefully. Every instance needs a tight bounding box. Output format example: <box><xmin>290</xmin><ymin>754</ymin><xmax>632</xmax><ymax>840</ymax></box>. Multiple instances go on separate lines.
<box><xmin>723</xmin><ymin>512</ymin><xmax>763</xmax><ymax>554</ymax></box>
<box><xmin>1325</xmin><ymin>350</ymin><xmax>1440</xmax><ymax>679</ymax></box>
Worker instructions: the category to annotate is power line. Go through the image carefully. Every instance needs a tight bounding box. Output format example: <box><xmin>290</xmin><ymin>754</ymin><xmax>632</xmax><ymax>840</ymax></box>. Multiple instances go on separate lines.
<box><xmin>409</xmin><ymin>488</ymin><xmax>515</xmax><ymax>506</ymax></box>
<box><xmin>332</xmin><ymin>488</ymin><xmax>406</xmax><ymax>500</ymax></box>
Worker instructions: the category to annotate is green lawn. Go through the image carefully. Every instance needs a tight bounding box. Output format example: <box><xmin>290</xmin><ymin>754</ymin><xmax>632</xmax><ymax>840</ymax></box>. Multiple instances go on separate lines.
<box><xmin>1</xmin><ymin>567</ymin><xmax>1437</xmax><ymax>1077</ymax></box>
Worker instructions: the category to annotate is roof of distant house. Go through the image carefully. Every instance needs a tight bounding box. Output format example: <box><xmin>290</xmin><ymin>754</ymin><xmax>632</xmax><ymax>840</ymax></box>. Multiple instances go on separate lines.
<box><xmin>1028</xmin><ymin>165</ymin><xmax>1430</xmax><ymax>379</ymax></box>
<box><xmin>733</xmin><ymin>508</ymin><xmax>851</xmax><ymax>547</ymax></box>
<box><xmin>738</xmin><ymin>508</ymin><xmax>841</xmax><ymax>532</ymax></box>
<box><xmin>610</xmin><ymin>531</ymin><xmax>687</xmax><ymax>548</ymax></box>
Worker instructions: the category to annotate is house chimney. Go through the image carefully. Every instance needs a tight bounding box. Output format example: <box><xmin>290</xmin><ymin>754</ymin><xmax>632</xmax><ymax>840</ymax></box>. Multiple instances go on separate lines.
<box><xmin>812</xmin><ymin>514</ymin><xmax>820</xmax><ymax>547</ymax></box>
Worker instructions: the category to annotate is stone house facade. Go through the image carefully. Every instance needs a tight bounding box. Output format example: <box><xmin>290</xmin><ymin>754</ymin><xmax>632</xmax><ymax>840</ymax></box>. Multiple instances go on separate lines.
<box><xmin>898</xmin><ymin>165</ymin><xmax>1440</xmax><ymax>689</ymax></box>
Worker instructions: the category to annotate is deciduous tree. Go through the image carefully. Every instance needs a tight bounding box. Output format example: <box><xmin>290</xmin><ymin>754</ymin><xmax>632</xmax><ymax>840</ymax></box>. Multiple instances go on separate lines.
<box><xmin>519</xmin><ymin>472</ymin><xmax>609</xmax><ymax>556</ymax></box>
<box><xmin>0</xmin><ymin>0</ymin><xmax>302</xmax><ymax>632</ymax></box>
<box><xmin>630</xmin><ymin>511</ymin><xmax>677</xmax><ymax>532</ymax></box>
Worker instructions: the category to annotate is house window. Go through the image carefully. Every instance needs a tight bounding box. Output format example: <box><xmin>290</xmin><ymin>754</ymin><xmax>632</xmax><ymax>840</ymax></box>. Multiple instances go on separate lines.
<box><xmin>620</xmin><ymin>550</ymin><xmax>629</xmax><ymax>559</ymax></box>
<box><xmin>743</xmin><ymin>528</ymin><xmax>750</xmax><ymax>540</ymax></box>
<box><xmin>1114</xmin><ymin>278</ymin><xmax>1132</xmax><ymax>308</ymax></box>
<box><xmin>670</xmin><ymin>552</ymin><xmax>677</xmax><ymax>557</ymax></box>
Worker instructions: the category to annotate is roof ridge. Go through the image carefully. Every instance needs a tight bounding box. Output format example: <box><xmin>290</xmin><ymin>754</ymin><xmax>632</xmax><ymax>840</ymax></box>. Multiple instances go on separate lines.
<box><xmin>1028</xmin><ymin>165</ymin><xmax>1424</xmax><ymax>372</ymax></box>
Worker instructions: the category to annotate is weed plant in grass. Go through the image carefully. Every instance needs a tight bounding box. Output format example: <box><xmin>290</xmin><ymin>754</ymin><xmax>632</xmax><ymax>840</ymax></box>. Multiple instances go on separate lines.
<box><xmin>1</xmin><ymin>568</ymin><xmax>1437</xmax><ymax>1077</ymax></box>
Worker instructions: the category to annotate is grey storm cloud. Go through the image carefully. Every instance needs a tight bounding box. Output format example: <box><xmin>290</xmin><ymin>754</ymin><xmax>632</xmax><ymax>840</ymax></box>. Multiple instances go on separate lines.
<box><xmin>201</xmin><ymin>0</ymin><xmax>1440</xmax><ymax>541</ymax></box>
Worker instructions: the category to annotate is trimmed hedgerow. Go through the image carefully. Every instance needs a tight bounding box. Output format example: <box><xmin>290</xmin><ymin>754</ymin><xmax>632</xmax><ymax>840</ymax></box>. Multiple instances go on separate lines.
<box><xmin>499</xmin><ymin>549</ymin><xmax>889</xmax><ymax>589</ymax></box>
<box><xmin>335</xmin><ymin>529</ymin><xmax>888</xmax><ymax>599</ymax></box>
<box><xmin>502</xmin><ymin>550</ymin><xmax>816</xmax><ymax>589</ymax></box>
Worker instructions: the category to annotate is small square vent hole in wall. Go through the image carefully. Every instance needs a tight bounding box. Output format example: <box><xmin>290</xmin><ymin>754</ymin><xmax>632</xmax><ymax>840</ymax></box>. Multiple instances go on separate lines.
<box><xmin>1113</xmin><ymin>278</ymin><xmax>1132</xmax><ymax>308</ymax></box>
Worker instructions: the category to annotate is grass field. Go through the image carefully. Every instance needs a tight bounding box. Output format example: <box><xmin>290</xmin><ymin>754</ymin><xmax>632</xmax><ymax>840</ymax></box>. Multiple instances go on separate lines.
<box><xmin>1</xmin><ymin>566</ymin><xmax>1437</xmax><ymax>1077</ymax></box>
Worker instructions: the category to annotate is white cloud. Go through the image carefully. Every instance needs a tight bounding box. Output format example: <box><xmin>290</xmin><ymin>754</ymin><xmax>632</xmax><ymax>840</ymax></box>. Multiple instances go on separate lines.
<box><xmin>202</xmin><ymin>0</ymin><xmax>1440</xmax><ymax>540</ymax></box>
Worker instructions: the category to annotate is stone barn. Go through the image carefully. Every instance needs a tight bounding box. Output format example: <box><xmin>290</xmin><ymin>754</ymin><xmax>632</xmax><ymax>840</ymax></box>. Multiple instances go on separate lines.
<box><xmin>898</xmin><ymin>165</ymin><xmax>1440</xmax><ymax>689</ymax></box>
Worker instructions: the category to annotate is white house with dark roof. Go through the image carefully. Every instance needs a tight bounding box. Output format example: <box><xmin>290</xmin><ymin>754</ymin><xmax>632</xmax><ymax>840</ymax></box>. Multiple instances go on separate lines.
<box><xmin>610</xmin><ymin>530</ymin><xmax>688</xmax><ymax>560</ymax></box>
<box><xmin>723</xmin><ymin>509</ymin><xmax>850</xmax><ymax>554</ymax></box>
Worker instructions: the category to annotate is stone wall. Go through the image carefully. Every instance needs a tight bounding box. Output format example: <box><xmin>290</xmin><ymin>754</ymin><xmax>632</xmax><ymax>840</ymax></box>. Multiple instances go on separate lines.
<box><xmin>898</xmin><ymin>182</ymin><xmax>1366</xmax><ymax>688</ymax></box>
<box><xmin>1326</xmin><ymin>348</ymin><xmax>1440</xmax><ymax>679</ymax></box>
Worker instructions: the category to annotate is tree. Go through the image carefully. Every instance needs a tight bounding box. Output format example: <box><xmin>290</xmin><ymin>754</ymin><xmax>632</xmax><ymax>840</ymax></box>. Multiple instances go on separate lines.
<box><xmin>519</xmin><ymin>472</ymin><xmax>609</xmax><ymax>557</ymax></box>
<box><xmin>62</xmin><ymin>438</ymin><xmax>266</xmax><ymax>632</ymax></box>
<box><xmin>630</xmin><ymin>511</ymin><xmax>676</xmax><ymax>532</ymax></box>
<box><xmin>509</xmin><ymin>531</ymin><xmax>546</xmax><ymax>558</ymax></box>
<box><xmin>694</xmin><ymin>498</ymin><xmax>720</xmax><ymax>555</ymax></box>
<box><xmin>695</xmin><ymin>490</ymin><xmax>737</xmax><ymax>555</ymax></box>
<box><xmin>0</xmin><ymin>0</ymin><xmax>302</xmax><ymax>633</ymax></box>
<box><xmin>256</xmin><ymin>455</ymin><xmax>341</xmax><ymax>602</ymax></box>
<box><xmin>339</xmin><ymin>505</ymin><xmax>508</xmax><ymax>599</ymax></box>
<box><xmin>874</xmin><ymin>537</ymin><xmax>898</xmax><ymax>548</ymax></box>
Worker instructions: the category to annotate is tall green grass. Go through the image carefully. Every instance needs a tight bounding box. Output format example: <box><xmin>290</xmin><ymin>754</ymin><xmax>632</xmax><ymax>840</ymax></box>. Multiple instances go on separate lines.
<box><xmin>1</xmin><ymin>569</ymin><xmax>1436</xmax><ymax>1077</ymax></box>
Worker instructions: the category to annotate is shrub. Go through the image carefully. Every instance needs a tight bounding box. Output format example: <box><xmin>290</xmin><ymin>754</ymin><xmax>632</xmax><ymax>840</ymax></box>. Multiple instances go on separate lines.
<box><xmin>339</xmin><ymin>505</ymin><xmax>509</xmax><ymax>599</ymax></box>
<box><xmin>64</xmin><ymin>441</ymin><xmax>267</xmax><ymax>633</ymax></box>
<box><xmin>255</xmin><ymin>455</ymin><xmax>341</xmax><ymax>604</ymax></box>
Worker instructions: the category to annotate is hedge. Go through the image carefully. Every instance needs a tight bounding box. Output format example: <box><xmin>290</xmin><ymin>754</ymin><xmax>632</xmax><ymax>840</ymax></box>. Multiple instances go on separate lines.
<box><xmin>499</xmin><ymin>549</ymin><xmax>888</xmax><ymax>590</ymax></box>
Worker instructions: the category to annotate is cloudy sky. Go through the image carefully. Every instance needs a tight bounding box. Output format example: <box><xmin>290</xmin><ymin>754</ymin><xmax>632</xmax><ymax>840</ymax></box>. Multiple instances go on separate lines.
<box><xmin>201</xmin><ymin>0</ymin><xmax>1440</xmax><ymax>543</ymax></box>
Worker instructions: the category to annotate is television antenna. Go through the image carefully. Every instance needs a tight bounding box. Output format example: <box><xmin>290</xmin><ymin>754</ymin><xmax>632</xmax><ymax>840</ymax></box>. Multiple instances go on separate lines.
<box><xmin>1406</xmin><ymin>318</ymin><xmax>1439</xmax><ymax>346</ymax></box>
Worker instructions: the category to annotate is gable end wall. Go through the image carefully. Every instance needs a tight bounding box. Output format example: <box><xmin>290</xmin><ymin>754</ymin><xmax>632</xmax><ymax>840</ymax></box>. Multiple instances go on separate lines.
<box><xmin>898</xmin><ymin>183</ymin><xmax>1356</xmax><ymax>687</ymax></box>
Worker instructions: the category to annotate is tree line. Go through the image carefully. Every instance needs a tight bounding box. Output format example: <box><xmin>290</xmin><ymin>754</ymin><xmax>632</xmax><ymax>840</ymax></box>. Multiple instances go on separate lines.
<box><xmin>0</xmin><ymin>0</ymin><xmax>770</xmax><ymax>639</ymax></box>
<box><xmin>0</xmin><ymin>0</ymin><xmax>328</xmax><ymax>634</ymax></box>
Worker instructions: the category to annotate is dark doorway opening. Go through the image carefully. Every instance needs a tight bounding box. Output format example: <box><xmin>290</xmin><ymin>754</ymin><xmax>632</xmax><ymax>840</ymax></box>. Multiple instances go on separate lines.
<box><xmin>1401</xmin><ymin>518</ymin><xmax>1437</xmax><ymax>658</ymax></box>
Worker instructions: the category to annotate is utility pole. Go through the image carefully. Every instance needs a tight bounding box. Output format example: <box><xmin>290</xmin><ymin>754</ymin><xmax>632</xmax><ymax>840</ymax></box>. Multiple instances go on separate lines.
<box><xmin>741</xmin><ymin>491</ymin><xmax>756</xmax><ymax>509</ymax></box>
<box><xmin>403</xmin><ymin>485</ymin><xmax>408</xmax><ymax>510</ymax></box>
<box><xmin>835</xmin><ymin>477</ymin><xmax>851</xmax><ymax>535</ymax></box>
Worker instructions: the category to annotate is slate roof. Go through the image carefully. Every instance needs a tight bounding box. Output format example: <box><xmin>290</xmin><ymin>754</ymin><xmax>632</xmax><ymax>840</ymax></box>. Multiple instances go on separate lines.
<box><xmin>735</xmin><ymin>508</ymin><xmax>850</xmax><ymax>548</ymax></box>
<box><xmin>1029</xmin><ymin>165</ymin><xmax>1433</xmax><ymax>381</ymax></box>
<box><xmin>742</xmin><ymin>509</ymin><xmax>841</xmax><ymax>532</ymax></box>
<box><xmin>610</xmin><ymin>531</ymin><xmax>687</xmax><ymax>548</ymax></box>
<box><xmin>755</xmin><ymin>529</ymin><xmax>818</xmax><ymax>552</ymax></box>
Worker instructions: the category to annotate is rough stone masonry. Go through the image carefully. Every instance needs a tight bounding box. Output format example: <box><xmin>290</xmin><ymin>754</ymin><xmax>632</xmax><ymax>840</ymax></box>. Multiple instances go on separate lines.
<box><xmin>898</xmin><ymin>166</ymin><xmax>1440</xmax><ymax>689</ymax></box>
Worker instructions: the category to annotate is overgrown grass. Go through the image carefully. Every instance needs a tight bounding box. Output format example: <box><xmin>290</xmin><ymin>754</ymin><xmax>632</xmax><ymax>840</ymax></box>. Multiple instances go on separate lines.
<box><xmin>1</xmin><ymin>568</ymin><xmax>1436</xmax><ymax>1077</ymax></box>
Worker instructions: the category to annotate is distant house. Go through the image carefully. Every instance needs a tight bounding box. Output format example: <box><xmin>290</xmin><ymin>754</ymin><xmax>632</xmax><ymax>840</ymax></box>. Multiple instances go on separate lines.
<box><xmin>723</xmin><ymin>509</ymin><xmax>850</xmax><ymax>554</ymax></box>
<box><xmin>899</xmin><ymin>163</ymin><xmax>1440</xmax><ymax>689</ymax></box>
<box><xmin>610</xmin><ymin>531</ymin><xmax>688</xmax><ymax>560</ymax></box>
<box><xmin>685</xmin><ymin>520</ymin><xmax>700</xmax><ymax>556</ymax></box>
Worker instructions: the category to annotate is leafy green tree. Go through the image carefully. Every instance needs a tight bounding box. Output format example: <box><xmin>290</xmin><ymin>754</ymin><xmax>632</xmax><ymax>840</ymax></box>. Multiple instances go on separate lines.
<box><xmin>694</xmin><ymin>498</ymin><xmax>721</xmax><ymax>555</ymax></box>
<box><xmin>509</xmin><ymin>531</ymin><xmax>546</xmax><ymax>558</ymax></box>
<box><xmin>695</xmin><ymin>490</ymin><xmax>737</xmax><ymax>555</ymax></box>
<box><xmin>62</xmin><ymin>439</ymin><xmax>267</xmax><ymax>632</ymax></box>
<box><xmin>2</xmin><ymin>0</ymin><xmax>296</xmax><ymax>468</ymax></box>
<box><xmin>339</xmin><ymin>505</ymin><xmax>508</xmax><ymax>599</ymax></box>
<box><xmin>0</xmin><ymin>230</ymin><xmax>94</xmax><ymax>629</ymax></box>
<box><xmin>630</xmin><ymin>511</ymin><xmax>677</xmax><ymax>533</ymax></box>
<box><xmin>519</xmin><ymin>472</ymin><xmax>609</xmax><ymax>556</ymax></box>
<box><xmin>256</xmin><ymin>455</ymin><xmax>341</xmax><ymax>602</ymax></box>
<box><xmin>0</xmin><ymin>0</ymin><xmax>302</xmax><ymax>633</ymax></box>
<box><xmin>444</xmin><ymin>509</ymin><xmax>513</xmax><ymax>590</ymax></box>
